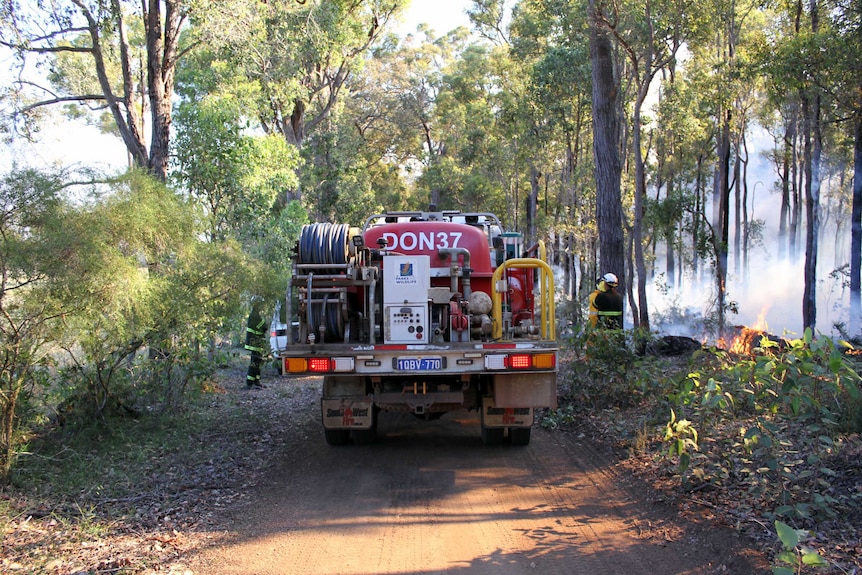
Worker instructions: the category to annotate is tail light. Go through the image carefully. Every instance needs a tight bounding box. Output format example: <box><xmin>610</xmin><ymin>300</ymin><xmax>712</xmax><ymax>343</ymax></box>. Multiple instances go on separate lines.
<box><xmin>506</xmin><ymin>354</ymin><xmax>532</xmax><ymax>369</ymax></box>
<box><xmin>484</xmin><ymin>353</ymin><xmax>556</xmax><ymax>370</ymax></box>
<box><xmin>285</xmin><ymin>357</ymin><xmax>356</xmax><ymax>374</ymax></box>
<box><xmin>308</xmin><ymin>357</ymin><xmax>332</xmax><ymax>372</ymax></box>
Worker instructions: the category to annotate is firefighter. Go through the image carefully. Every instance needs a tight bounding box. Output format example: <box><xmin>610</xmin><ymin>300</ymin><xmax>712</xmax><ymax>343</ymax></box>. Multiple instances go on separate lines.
<box><xmin>245</xmin><ymin>298</ymin><xmax>267</xmax><ymax>389</ymax></box>
<box><xmin>594</xmin><ymin>272</ymin><xmax>623</xmax><ymax>329</ymax></box>
<box><xmin>588</xmin><ymin>277</ymin><xmax>606</xmax><ymax>328</ymax></box>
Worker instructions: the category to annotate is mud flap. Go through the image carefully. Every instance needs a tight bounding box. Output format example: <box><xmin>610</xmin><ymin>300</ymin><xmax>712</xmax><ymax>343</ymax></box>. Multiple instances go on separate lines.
<box><xmin>493</xmin><ymin>373</ymin><xmax>557</xmax><ymax>409</ymax></box>
<box><xmin>481</xmin><ymin>397</ymin><xmax>533</xmax><ymax>428</ymax></box>
<box><xmin>322</xmin><ymin>398</ymin><xmax>374</xmax><ymax>430</ymax></box>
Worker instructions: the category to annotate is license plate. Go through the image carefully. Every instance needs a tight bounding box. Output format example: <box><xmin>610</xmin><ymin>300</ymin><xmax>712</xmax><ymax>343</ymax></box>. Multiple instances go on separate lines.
<box><xmin>396</xmin><ymin>357</ymin><xmax>442</xmax><ymax>371</ymax></box>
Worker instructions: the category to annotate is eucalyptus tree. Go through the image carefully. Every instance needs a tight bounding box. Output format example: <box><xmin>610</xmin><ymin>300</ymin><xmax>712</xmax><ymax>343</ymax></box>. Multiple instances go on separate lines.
<box><xmin>759</xmin><ymin>0</ymin><xmax>843</xmax><ymax>330</ymax></box>
<box><xmin>361</xmin><ymin>27</ymin><xmax>475</xmax><ymax>210</ymax></box>
<box><xmin>591</xmin><ymin>0</ymin><xmax>695</xmax><ymax>329</ymax></box>
<box><xmin>423</xmin><ymin>40</ymin><xmax>511</xmax><ymax>217</ymax></box>
<box><xmin>507</xmin><ymin>0</ymin><xmax>595</xmax><ymax>298</ymax></box>
<box><xmin>0</xmin><ymin>0</ymin><xmax>196</xmax><ymax>181</ymax></box>
<box><xmin>840</xmin><ymin>0</ymin><xmax>862</xmax><ymax>333</ymax></box>
<box><xmin>588</xmin><ymin>0</ymin><xmax>626</xmax><ymax>308</ymax></box>
<box><xmin>191</xmin><ymin>0</ymin><xmax>403</xmax><ymax>207</ymax></box>
<box><xmin>650</xmin><ymin>76</ymin><xmax>716</xmax><ymax>290</ymax></box>
<box><xmin>172</xmin><ymin>95</ymin><xmax>300</xmax><ymax>242</ymax></box>
<box><xmin>815</xmin><ymin>0</ymin><xmax>862</xmax><ymax>334</ymax></box>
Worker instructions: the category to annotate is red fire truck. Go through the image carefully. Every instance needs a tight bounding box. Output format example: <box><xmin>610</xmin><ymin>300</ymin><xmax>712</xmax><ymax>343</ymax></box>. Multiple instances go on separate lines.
<box><xmin>276</xmin><ymin>208</ymin><xmax>558</xmax><ymax>445</ymax></box>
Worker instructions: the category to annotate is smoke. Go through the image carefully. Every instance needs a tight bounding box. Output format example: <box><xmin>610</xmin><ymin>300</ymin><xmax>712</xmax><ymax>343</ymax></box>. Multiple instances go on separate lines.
<box><xmin>646</xmin><ymin>257</ymin><xmax>853</xmax><ymax>339</ymax></box>
<box><xmin>641</xmin><ymin>119</ymin><xmax>859</xmax><ymax>340</ymax></box>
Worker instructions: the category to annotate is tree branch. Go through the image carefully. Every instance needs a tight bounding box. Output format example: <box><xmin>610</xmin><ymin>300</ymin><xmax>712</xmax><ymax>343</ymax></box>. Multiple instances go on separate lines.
<box><xmin>20</xmin><ymin>94</ymin><xmax>108</xmax><ymax>114</ymax></box>
<box><xmin>0</xmin><ymin>40</ymin><xmax>93</xmax><ymax>54</ymax></box>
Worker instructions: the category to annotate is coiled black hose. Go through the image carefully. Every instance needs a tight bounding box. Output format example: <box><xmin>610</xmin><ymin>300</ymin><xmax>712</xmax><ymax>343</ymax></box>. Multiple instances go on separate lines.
<box><xmin>298</xmin><ymin>223</ymin><xmax>351</xmax><ymax>340</ymax></box>
<box><xmin>299</xmin><ymin>223</ymin><xmax>350</xmax><ymax>268</ymax></box>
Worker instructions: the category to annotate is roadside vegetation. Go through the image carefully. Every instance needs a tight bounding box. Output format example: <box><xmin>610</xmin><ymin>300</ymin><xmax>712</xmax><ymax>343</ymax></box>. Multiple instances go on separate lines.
<box><xmin>547</xmin><ymin>326</ymin><xmax>862</xmax><ymax>575</ymax></box>
<box><xmin>2</xmin><ymin>319</ymin><xmax>860</xmax><ymax>574</ymax></box>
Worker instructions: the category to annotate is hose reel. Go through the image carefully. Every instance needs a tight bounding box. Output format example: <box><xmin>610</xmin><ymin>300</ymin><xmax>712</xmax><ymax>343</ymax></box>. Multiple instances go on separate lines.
<box><xmin>297</xmin><ymin>223</ymin><xmax>355</xmax><ymax>342</ymax></box>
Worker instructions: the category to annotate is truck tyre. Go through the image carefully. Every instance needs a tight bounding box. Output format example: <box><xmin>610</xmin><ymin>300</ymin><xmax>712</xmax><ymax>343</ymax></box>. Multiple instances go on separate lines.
<box><xmin>481</xmin><ymin>425</ymin><xmax>505</xmax><ymax>445</ymax></box>
<box><xmin>324</xmin><ymin>428</ymin><xmax>351</xmax><ymax>446</ymax></box>
<box><xmin>351</xmin><ymin>406</ymin><xmax>378</xmax><ymax>444</ymax></box>
<box><xmin>509</xmin><ymin>426</ymin><xmax>531</xmax><ymax>446</ymax></box>
<box><xmin>480</xmin><ymin>405</ymin><xmax>505</xmax><ymax>445</ymax></box>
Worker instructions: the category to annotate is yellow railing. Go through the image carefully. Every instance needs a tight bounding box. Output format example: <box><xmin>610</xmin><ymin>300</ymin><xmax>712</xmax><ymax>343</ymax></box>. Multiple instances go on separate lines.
<box><xmin>491</xmin><ymin>257</ymin><xmax>556</xmax><ymax>340</ymax></box>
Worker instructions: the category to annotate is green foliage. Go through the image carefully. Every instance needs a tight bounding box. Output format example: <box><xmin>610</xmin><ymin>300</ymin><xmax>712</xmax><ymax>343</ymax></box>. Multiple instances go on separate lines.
<box><xmin>173</xmin><ymin>95</ymin><xmax>301</xmax><ymax>243</ymax></box>
<box><xmin>772</xmin><ymin>520</ymin><xmax>828</xmax><ymax>574</ymax></box>
<box><xmin>0</xmin><ymin>167</ymin><xmax>68</xmax><ymax>484</ymax></box>
<box><xmin>664</xmin><ymin>409</ymin><xmax>699</xmax><ymax>472</ymax></box>
<box><xmin>0</xmin><ymin>167</ymin><xmax>268</xmax><ymax>482</ymax></box>
<box><xmin>554</xmin><ymin>327</ymin><xmax>667</xmax><ymax>412</ymax></box>
<box><xmin>661</xmin><ymin>332</ymin><xmax>862</xmax><ymax>523</ymax></box>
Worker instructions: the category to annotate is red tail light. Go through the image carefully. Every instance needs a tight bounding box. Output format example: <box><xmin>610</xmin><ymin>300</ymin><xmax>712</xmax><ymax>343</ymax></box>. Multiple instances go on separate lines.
<box><xmin>308</xmin><ymin>357</ymin><xmax>332</xmax><ymax>372</ymax></box>
<box><xmin>506</xmin><ymin>354</ymin><xmax>532</xmax><ymax>369</ymax></box>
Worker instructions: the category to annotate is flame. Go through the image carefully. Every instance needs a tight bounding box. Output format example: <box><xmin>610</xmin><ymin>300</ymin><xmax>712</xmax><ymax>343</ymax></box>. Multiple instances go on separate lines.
<box><xmin>729</xmin><ymin>327</ymin><xmax>765</xmax><ymax>355</ymax></box>
<box><xmin>751</xmin><ymin>306</ymin><xmax>771</xmax><ymax>331</ymax></box>
<box><xmin>727</xmin><ymin>306</ymin><xmax>772</xmax><ymax>355</ymax></box>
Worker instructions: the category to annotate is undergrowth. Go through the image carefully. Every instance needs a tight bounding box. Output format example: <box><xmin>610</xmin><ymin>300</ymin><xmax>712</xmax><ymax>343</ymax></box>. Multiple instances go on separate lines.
<box><xmin>546</xmin><ymin>327</ymin><xmax>862</xmax><ymax>574</ymax></box>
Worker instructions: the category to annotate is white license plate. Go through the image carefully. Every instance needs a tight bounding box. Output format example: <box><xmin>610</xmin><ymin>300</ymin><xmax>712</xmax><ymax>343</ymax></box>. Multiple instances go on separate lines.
<box><xmin>396</xmin><ymin>357</ymin><xmax>442</xmax><ymax>371</ymax></box>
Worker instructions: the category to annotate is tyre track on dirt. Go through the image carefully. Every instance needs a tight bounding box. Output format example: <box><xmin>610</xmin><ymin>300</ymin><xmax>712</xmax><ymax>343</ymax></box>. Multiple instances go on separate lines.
<box><xmin>188</xmin><ymin>380</ymin><xmax>765</xmax><ymax>575</ymax></box>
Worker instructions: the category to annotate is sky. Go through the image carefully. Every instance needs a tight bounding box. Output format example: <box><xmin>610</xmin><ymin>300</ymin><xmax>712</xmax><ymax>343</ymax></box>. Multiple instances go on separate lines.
<box><xmin>396</xmin><ymin>0</ymin><xmax>473</xmax><ymax>36</ymax></box>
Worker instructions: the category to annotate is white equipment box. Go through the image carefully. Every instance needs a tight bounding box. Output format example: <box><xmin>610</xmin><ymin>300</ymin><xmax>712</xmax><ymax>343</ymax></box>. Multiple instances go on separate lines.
<box><xmin>383</xmin><ymin>255</ymin><xmax>430</xmax><ymax>344</ymax></box>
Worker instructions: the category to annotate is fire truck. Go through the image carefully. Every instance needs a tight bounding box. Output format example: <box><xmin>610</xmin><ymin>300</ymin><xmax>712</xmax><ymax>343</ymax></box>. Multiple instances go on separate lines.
<box><xmin>275</xmin><ymin>208</ymin><xmax>558</xmax><ymax>446</ymax></box>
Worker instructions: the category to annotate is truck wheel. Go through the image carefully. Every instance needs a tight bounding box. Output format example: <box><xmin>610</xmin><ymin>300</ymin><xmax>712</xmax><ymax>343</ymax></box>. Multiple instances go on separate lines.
<box><xmin>351</xmin><ymin>407</ymin><xmax>378</xmax><ymax>444</ymax></box>
<box><xmin>509</xmin><ymin>426</ymin><xmax>531</xmax><ymax>446</ymax></box>
<box><xmin>324</xmin><ymin>428</ymin><xmax>350</xmax><ymax>446</ymax></box>
<box><xmin>481</xmin><ymin>425</ymin><xmax>505</xmax><ymax>445</ymax></box>
<box><xmin>480</xmin><ymin>400</ymin><xmax>505</xmax><ymax>445</ymax></box>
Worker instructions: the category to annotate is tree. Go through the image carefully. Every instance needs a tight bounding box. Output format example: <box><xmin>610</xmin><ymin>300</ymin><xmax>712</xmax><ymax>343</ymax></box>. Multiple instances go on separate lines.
<box><xmin>589</xmin><ymin>0</ymin><xmax>626</xmax><ymax>300</ymax></box>
<box><xmin>1</xmin><ymin>0</ymin><xmax>192</xmax><ymax>181</ymax></box>
<box><xmin>0</xmin><ymin>168</ymin><xmax>66</xmax><ymax>484</ymax></box>
<box><xmin>172</xmin><ymin>95</ymin><xmax>301</xmax><ymax>242</ymax></box>
<box><xmin>598</xmin><ymin>0</ymin><xmax>690</xmax><ymax>329</ymax></box>
<box><xmin>55</xmin><ymin>172</ymin><xmax>265</xmax><ymax>414</ymax></box>
<box><xmin>193</xmin><ymin>0</ymin><xmax>404</xmax><ymax>205</ymax></box>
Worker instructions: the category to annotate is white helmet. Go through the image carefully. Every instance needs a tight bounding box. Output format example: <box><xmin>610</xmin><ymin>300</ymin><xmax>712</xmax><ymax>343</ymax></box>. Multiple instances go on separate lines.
<box><xmin>602</xmin><ymin>273</ymin><xmax>618</xmax><ymax>286</ymax></box>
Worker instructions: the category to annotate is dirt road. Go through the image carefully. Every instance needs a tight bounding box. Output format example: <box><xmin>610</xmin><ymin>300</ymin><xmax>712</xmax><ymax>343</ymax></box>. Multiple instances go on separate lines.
<box><xmin>188</xmin><ymin>379</ymin><xmax>766</xmax><ymax>575</ymax></box>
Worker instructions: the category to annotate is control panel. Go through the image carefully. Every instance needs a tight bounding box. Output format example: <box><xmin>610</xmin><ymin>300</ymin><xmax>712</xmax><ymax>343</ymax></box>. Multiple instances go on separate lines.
<box><xmin>384</xmin><ymin>305</ymin><xmax>428</xmax><ymax>343</ymax></box>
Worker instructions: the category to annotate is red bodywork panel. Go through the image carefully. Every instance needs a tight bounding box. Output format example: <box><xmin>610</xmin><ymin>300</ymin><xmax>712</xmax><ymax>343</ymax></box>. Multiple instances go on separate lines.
<box><xmin>363</xmin><ymin>221</ymin><xmax>532</xmax><ymax>317</ymax></box>
<box><xmin>364</xmin><ymin>221</ymin><xmax>494</xmax><ymax>294</ymax></box>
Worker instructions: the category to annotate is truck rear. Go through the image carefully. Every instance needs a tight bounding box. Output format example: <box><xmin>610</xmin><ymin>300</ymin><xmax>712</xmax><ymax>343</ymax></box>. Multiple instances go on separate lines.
<box><xmin>275</xmin><ymin>208</ymin><xmax>557</xmax><ymax>445</ymax></box>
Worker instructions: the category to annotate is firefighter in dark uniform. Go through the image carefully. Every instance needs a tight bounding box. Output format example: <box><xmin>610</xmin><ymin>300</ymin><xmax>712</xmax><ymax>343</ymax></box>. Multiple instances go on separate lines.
<box><xmin>245</xmin><ymin>299</ymin><xmax>267</xmax><ymax>389</ymax></box>
<box><xmin>594</xmin><ymin>272</ymin><xmax>623</xmax><ymax>329</ymax></box>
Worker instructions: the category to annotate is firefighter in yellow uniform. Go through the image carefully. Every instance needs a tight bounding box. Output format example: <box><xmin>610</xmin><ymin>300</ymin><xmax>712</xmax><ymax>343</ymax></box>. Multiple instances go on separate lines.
<box><xmin>595</xmin><ymin>273</ymin><xmax>623</xmax><ymax>329</ymax></box>
<box><xmin>245</xmin><ymin>299</ymin><xmax>267</xmax><ymax>389</ymax></box>
<box><xmin>588</xmin><ymin>277</ymin><xmax>606</xmax><ymax>328</ymax></box>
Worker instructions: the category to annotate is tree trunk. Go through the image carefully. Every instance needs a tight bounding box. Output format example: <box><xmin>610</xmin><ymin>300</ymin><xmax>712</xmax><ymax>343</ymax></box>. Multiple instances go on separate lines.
<box><xmin>742</xmin><ymin>137</ymin><xmax>751</xmax><ymax>284</ymax></box>
<box><xmin>632</xmin><ymin>88</ymin><xmax>650</xmax><ymax>330</ymax></box>
<box><xmin>143</xmin><ymin>0</ymin><xmax>182</xmax><ymax>182</ymax></box>
<box><xmin>779</xmin><ymin>110</ymin><xmax>794</xmax><ymax>260</ymax></box>
<box><xmin>589</xmin><ymin>0</ymin><xmax>625</xmax><ymax>294</ymax></box>
<box><xmin>733</xmin><ymin>134</ymin><xmax>742</xmax><ymax>276</ymax></box>
<box><xmin>802</xmin><ymin>0</ymin><xmax>822</xmax><ymax>331</ymax></box>
<box><xmin>716</xmin><ymin>108</ymin><xmax>732</xmax><ymax>336</ymax></box>
<box><xmin>851</xmin><ymin>110</ymin><xmax>862</xmax><ymax>335</ymax></box>
<box><xmin>527</xmin><ymin>166</ymin><xmax>541</xmax><ymax>244</ymax></box>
